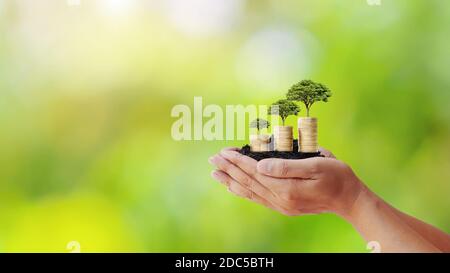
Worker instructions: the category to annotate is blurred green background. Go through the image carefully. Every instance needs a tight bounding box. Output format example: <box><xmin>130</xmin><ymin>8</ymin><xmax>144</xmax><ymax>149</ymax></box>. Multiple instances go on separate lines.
<box><xmin>0</xmin><ymin>0</ymin><xmax>449</xmax><ymax>252</ymax></box>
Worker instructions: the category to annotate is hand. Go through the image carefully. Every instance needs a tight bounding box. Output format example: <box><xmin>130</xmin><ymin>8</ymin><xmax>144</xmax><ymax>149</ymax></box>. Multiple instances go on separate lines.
<box><xmin>209</xmin><ymin>148</ymin><xmax>363</xmax><ymax>217</ymax></box>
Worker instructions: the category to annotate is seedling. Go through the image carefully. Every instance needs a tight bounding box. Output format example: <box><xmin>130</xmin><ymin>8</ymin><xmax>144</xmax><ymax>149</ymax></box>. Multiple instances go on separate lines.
<box><xmin>249</xmin><ymin>118</ymin><xmax>271</xmax><ymax>152</ymax></box>
<box><xmin>249</xmin><ymin>118</ymin><xmax>270</xmax><ymax>134</ymax></box>
<box><xmin>287</xmin><ymin>80</ymin><xmax>331</xmax><ymax>117</ymax></box>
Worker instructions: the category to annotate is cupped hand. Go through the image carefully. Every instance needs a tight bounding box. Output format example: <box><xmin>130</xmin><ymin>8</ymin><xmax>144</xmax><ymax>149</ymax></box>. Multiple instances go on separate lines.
<box><xmin>209</xmin><ymin>148</ymin><xmax>363</xmax><ymax>217</ymax></box>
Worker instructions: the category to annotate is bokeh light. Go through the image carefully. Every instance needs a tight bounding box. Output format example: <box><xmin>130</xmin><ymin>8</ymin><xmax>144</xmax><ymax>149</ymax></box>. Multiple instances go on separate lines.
<box><xmin>165</xmin><ymin>0</ymin><xmax>244</xmax><ymax>37</ymax></box>
<box><xmin>96</xmin><ymin>0</ymin><xmax>139</xmax><ymax>17</ymax></box>
<box><xmin>235</xmin><ymin>26</ymin><xmax>315</xmax><ymax>95</ymax></box>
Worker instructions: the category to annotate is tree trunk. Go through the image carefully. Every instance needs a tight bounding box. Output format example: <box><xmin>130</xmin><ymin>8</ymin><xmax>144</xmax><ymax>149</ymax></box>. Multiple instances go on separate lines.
<box><xmin>298</xmin><ymin>117</ymin><xmax>318</xmax><ymax>153</ymax></box>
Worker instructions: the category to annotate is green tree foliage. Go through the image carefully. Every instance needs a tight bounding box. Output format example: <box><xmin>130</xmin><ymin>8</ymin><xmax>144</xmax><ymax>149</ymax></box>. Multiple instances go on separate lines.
<box><xmin>268</xmin><ymin>99</ymin><xmax>300</xmax><ymax>126</ymax></box>
<box><xmin>287</xmin><ymin>80</ymin><xmax>332</xmax><ymax>117</ymax></box>
<box><xmin>249</xmin><ymin>118</ymin><xmax>270</xmax><ymax>133</ymax></box>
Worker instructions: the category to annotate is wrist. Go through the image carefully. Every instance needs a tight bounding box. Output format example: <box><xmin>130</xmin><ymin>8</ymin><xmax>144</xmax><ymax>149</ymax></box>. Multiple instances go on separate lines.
<box><xmin>333</xmin><ymin>172</ymin><xmax>369</xmax><ymax>219</ymax></box>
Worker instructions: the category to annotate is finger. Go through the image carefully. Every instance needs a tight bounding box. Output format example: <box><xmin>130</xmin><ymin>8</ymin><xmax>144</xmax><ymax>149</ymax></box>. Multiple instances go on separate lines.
<box><xmin>214</xmin><ymin>170</ymin><xmax>293</xmax><ymax>214</ymax></box>
<box><xmin>319</xmin><ymin>147</ymin><xmax>336</xmax><ymax>159</ymax></box>
<box><xmin>257</xmin><ymin>158</ymin><xmax>321</xmax><ymax>178</ymax></box>
<box><xmin>220</xmin><ymin>150</ymin><xmax>298</xmax><ymax>196</ymax></box>
<box><xmin>212</xmin><ymin>170</ymin><xmax>270</xmax><ymax>206</ymax></box>
<box><xmin>208</xmin><ymin>148</ymin><xmax>238</xmax><ymax>166</ymax></box>
<box><xmin>228</xmin><ymin>182</ymin><xmax>281</xmax><ymax>211</ymax></box>
<box><xmin>209</xmin><ymin>155</ymin><xmax>277</xmax><ymax>201</ymax></box>
<box><xmin>221</xmin><ymin>147</ymin><xmax>240</xmax><ymax>152</ymax></box>
<box><xmin>211</xmin><ymin>170</ymin><xmax>230</xmax><ymax>186</ymax></box>
<box><xmin>210</xmin><ymin>155</ymin><xmax>299</xmax><ymax>211</ymax></box>
<box><xmin>220</xmin><ymin>150</ymin><xmax>258</xmax><ymax>176</ymax></box>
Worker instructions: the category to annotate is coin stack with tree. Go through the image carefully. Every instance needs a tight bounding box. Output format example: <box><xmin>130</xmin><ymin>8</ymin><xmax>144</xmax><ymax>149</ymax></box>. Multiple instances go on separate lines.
<box><xmin>249</xmin><ymin>118</ymin><xmax>271</xmax><ymax>152</ymax></box>
<box><xmin>268</xmin><ymin>99</ymin><xmax>299</xmax><ymax>152</ymax></box>
<box><xmin>287</xmin><ymin>80</ymin><xmax>332</xmax><ymax>153</ymax></box>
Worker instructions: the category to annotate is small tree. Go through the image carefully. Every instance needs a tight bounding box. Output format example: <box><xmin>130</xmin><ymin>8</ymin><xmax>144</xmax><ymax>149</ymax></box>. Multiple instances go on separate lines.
<box><xmin>287</xmin><ymin>80</ymin><xmax>332</xmax><ymax>117</ymax></box>
<box><xmin>249</xmin><ymin>118</ymin><xmax>270</xmax><ymax>134</ymax></box>
<box><xmin>268</xmin><ymin>99</ymin><xmax>300</xmax><ymax>126</ymax></box>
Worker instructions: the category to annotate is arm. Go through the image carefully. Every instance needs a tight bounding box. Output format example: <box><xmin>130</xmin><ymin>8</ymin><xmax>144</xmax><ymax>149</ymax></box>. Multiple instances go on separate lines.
<box><xmin>209</xmin><ymin>148</ymin><xmax>449</xmax><ymax>253</ymax></box>
<box><xmin>320</xmin><ymin>148</ymin><xmax>450</xmax><ymax>252</ymax></box>
<box><xmin>344</xmin><ymin>184</ymin><xmax>441</xmax><ymax>252</ymax></box>
<box><xmin>382</xmin><ymin>197</ymin><xmax>450</xmax><ymax>252</ymax></box>
<box><xmin>319</xmin><ymin>147</ymin><xmax>450</xmax><ymax>250</ymax></box>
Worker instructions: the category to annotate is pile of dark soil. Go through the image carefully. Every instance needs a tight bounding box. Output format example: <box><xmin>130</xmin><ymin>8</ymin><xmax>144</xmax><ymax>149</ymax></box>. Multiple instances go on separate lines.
<box><xmin>239</xmin><ymin>139</ymin><xmax>322</xmax><ymax>161</ymax></box>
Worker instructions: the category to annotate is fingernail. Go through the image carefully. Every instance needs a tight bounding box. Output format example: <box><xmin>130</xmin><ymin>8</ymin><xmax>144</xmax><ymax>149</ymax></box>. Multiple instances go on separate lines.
<box><xmin>257</xmin><ymin>160</ymin><xmax>273</xmax><ymax>173</ymax></box>
<box><xmin>211</xmin><ymin>171</ymin><xmax>226</xmax><ymax>185</ymax></box>
<box><xmin>211</xmin><ymin>170</ymin><xmax>220</xmax><ymax>179</ymax></box>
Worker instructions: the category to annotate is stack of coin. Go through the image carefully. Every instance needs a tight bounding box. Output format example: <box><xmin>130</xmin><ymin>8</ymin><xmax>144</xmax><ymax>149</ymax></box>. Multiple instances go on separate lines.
<box><xmin>250</xmin><ymin>134</ymin><xmax>271</xmax><ymax>152</ymax></box>
<box><xmin>298</xmin><ymin>118</ymin><xmax>318</xmax><ymax>153</ymax></box>
<box><xmin>274</xmin><ymin>126</ymin><xmax>293</xmax><ymax>152</ymax></box>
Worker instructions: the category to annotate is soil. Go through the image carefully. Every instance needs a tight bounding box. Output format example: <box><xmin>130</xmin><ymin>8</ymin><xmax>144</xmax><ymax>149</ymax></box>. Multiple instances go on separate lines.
<box><xmin>239</xmin><ymin>139</ymin><xmax>323</xmax><ymax>161</ymax></box>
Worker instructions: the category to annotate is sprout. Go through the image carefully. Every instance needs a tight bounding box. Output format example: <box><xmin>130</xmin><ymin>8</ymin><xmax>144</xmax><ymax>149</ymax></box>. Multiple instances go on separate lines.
<box><xmin>249</xmin><ymin>118</ymin><xmax>270</xmax><ymax>133</ymax></box>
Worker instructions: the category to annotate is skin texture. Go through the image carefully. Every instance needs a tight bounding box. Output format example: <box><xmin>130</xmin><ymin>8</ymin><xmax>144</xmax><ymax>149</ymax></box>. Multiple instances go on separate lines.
<box><xmin>209</xmin><ymin>147</ymin><xmax>450</xmax><ymax>253</ymax></box>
